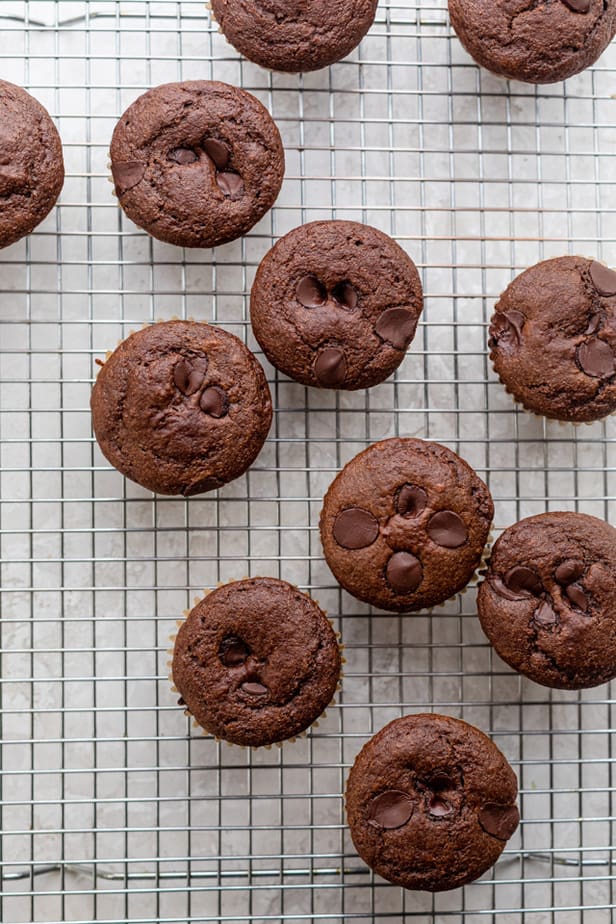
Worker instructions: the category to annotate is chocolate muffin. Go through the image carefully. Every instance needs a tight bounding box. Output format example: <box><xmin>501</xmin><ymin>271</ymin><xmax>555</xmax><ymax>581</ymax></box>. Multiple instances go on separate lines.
<box><xmin>489</xmin><ymin>257</ymin><xmax>616</xmax><ymax>423</ymax></box>
<box><xmin>210</xmin><ymin>0</ymin><xmax>379</xmax><ymax>73</ymax></box>
<box><xmin>91</xmin><ymin>320</ymin><xmax>272</xmax><ymax>496</ymax></box>
<box><xmin>477</xmin><ymin>512</ymin><xmax>616</xmax><ymax>690</ymax></box>
<box><xmin>0</xmin><ymin>80</ymin><xmax>64</xmax><ymax>248</ymax></box>
<box><xmin>110</xmin><ymin>81</ymin><xmax>284</xmax><ymax>248</ymax></box>
<box><xmin>172</xmin><ymin>577</ymin><xmax>342</xmax><ymax>747</ymax></box>
<box><xmin>346</xmin><ymin>714</ymin><xmax>520</xmax><ymax>892</ymax></box>
<box><xmin>448</xmin><ymin>0</ymin><xmax>616</xmax><ymax>84</ymax></box>
<box><xmin>250</xmin><ymin>221</ymin><xmax>424</xmax><ymax>390</ymax></box>
<box><xmin>320</xmin><ymin>438</ymin><xmax>494</xmax><ymax>613</ymax></box>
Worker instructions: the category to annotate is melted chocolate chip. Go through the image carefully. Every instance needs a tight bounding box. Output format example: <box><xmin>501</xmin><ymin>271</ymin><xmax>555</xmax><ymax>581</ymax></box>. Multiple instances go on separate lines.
<box><xmin>375</xmin><ymin>307</ymin><xmax>417</xmax><ymax>350</ymax></box>
<box><xmin>426</xmin><ymin>511</ymin><xmax>468</xmax><ymax>548</ymax></box>
<box><xmin>428</xmin><ymin>795</ymin><xmax>454</xmax><ymax>817</ymax></box>
<box><xmin>203</xmin><ymin>138</ymin><xmax>230</xmax><ymax>170</ymax></box>
<box><xmin>200</xmin><ymin>386</ymin><xmax>229</xmax><ymax>419</ymax></box>
<box><xmin>169</xmin><ymin>147</ymin><xmax>198</xmax><ymax>165</ymax></box>
<box><xmin>504</xmin><ymin>566</ymin><xmax>543</xmax><ymax>597</ymax></box>
<box><xmin>590</xmin><ymin>260</ymin><xmax>616</xmax><ymax>296</ymax></box>
<box><xmin>585</xmin><ymin>314</ymin><xmax>602</xmax><ymax>335</ymax></box>
<box><xmin>332</xmin><ymin>281</ymin><xmax>358</xmax><ymax>309</ymax></box>
<box><xmin>219</xmin><ymin>636</ymin><xmax>250</xmax><ymax>666</ymax></box>
<box><xmin>478</xmin><ymin>803</ymin><xmax>520</xmax><ymax>841</ymax></box>
<box><xmin>368</xmin><ymin>790</ymin><xmax>414</xmax><ymax>829</ymax></box>
<box><xmin>395</xmin><ymin>484</ymin><xmax>428</xmax><ymax>518</ymax></box>
<box><xmin>314</xmin><ymin>347</ymin><xmax>347</xmax><ymax>386</ymax></box>
<box><xmin>577</xmin><ymin>339</ymin><xmax>615</xmax><ymax>379</ymax></box>
<box><xmin>112</xmin><ymin>161</ymin><xmax>145</xmax><ymax>196</ymax></box>
<box><xmin>385</xmin><ymin>551</ymin><xmax>423</xmax><ymax>594</ymax></box>
<box><xmin>182</xmin><ymin>474</ymin><xmax>224</xmax><ymax>496</ymax></box>
<box><xmin>216</xmin><ymin>172</ymin><xmax>244</xmax><ymax>197</ymax></box>
<box><xmin>561</xmin><ymin>0</ymin><xmax>591</xmax><ymax>11</ymax></box>
<box><xmin>534</xmin><ymin>600</ymin><xmax>558</xmax><ymax>626</ymax></box>
<box><xmin>333</xmin><ymin>507</ymin><xmax>379</xmax><ymax>550</ymax></box>
<box><xmin>555</xmin><ymin>559</ymin><xmax>585</xmax><ymax>585</ymax></box>
<box><xmin>490</xmin><ymin>310</ymin><xmax>525</xmax><ymax>345</ymax></box>
<box><xmin>173</xmin><ymin>358</ymin><xmax>208</xmax><ymax>395</ymax></box>
<box><xmin>566</xmin><ymin>583</ymin><xmax>590</xmax><ymax>610</ymax></box>
<box><xmin>296</xmin><ymin>275</ymin><xmax>327</xmax><ymax>308</ymax></box>
<box><xmin>490</xmin><ymin>574</ymin><xmax>530</xmax><ymax>602</ymax></box>
<box><xmin>241</xmin><ymin>681</ymin><xmax>268</xmax><ymax>695</ymax></box>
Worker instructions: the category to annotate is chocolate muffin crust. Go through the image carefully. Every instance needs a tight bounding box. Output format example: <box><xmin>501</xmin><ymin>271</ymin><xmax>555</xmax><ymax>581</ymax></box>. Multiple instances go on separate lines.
<box><xmin>478</xmin><ymin>512</ymin><xmax>616</xmax><ymax>689</ymax></box>
<box><xmin>448</xmin><ymin>0</ymin><xmax>616</xmax><ymax>85</ymax></box>
<box><xmin>172</xmin><ymin>577</ymin><xmax>342</xmax><ymax>747</ymax></box>
<box><xmin>91</xmin><ymin>320</ymin><xmax>272</xmax><ymax>496</ymax></box>
<box><xmin>250</xmin><ymin>221</ymin><xmax>424</xmax><ymax>390</ymax></box>
<box><xmin>210</xmin><ymin>0</ymin><xmax>379</xmax><ymax>73</ymax></box>
<box><xmin>0</xmin><ymin>80</ymin><xmax>64</xmax><ymax>248</ymax></box>
<box><xmin>346</xmin><ymin>714</ymin><xmax>520</xmax><ymax>891</ymax></box>
<box><xmin>110</xmin><ymin>81</ymin><xmax>284</xmax><ymax>248</ymax></box>
<box><xmin>320</xmin><ymin>438</ymin><xmax>494</xmax><ymax>612</ymax></box>
<box><xmin>489</xmin><ymin>256</ymin><xmax>616</xmax><ymax>423</ymax></box>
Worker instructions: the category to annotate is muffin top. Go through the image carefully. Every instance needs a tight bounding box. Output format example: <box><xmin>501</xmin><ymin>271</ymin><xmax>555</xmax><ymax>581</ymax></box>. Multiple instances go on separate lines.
<box><xmin>172</xmin><ymin>577</ymin><xmax>342</xmax><ymax>747</ymax></box>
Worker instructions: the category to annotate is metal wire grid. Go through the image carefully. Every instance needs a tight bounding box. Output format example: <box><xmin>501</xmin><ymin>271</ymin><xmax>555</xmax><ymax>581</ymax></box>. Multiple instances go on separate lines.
<box><xmin>1</xmin><ymin>0</ymin><xmax>616</xmax><ymax>921</ymax></box>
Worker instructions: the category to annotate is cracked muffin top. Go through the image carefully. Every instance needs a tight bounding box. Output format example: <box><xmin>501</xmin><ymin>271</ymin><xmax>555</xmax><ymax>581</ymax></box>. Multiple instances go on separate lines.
<box><xmin>110</xmin><ymin>80</ymin><xmax>284</xmax><ymax>248</ymax></box>
<box><xmin>250</xmin><ymin>221</ymin><xmax>424</xmax><ymax>391</ymax></box>
<box><xmin>478</xmin><ymin>512</ymin><xmax>616</xmax><ymax>690</ymax></box>
<box><xmin>489</xmin><ymin>256</ymin><xmax>616</xmax><ymax>422</ymax></box>
<box><xmin>448</xmin><ymin>0</ymin><xmax>616</xmax><ymax>84</ymax></box>
<box><xmin>210</xmin><ymin>0</ymin><xmax>378</xmax><ymax>73</ymax></box>
<box><xmin>172</xmin><ymin>577</ymin><xmax>342</xmax><ymax>747</ymax></box>
<box><xmin>0</xmin><ymin>79</ymin><xmax>64</xmax><ymax>248</ymax></box>
<box><xmin>346</xmin><ymin>713</ymin><xmax>519</xmax><ymax>891</ymax></box>
<box><xmin>320</xmin><ymin>438</ymin><xmax>494</xmax><ymax>613</ymax></box>
<box><xmin>90</xmin><ymin>320</ymin><xmax>272</xmax><ymax>496</ymax></box>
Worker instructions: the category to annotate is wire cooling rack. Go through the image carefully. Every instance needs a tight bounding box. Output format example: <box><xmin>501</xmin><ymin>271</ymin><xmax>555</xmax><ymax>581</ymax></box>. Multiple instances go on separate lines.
<box><xmin>1</xmin><ymin>1</ymin><xmax>616</xmax><ymax>921</ymax></box>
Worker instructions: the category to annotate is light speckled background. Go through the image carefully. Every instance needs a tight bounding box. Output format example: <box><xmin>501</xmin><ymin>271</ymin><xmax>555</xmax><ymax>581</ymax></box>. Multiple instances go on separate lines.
<box><xmin>1</xmin><ymin>1</ymin><xmax>616</xmax><ymax>921</ymax></box>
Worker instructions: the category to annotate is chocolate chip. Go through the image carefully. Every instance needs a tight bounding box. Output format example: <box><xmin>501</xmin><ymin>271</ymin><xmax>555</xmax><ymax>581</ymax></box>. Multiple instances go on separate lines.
<box><xmin>561</xmin><ymin>0</ymin><xmax>590</xmax><ymax>12</ymax></box>
<box><xmin>241</xmin><ymin>681</ymin><xmax>268</xmax><ymax>695</ymax></box>
<box><xmin>219</xmin><ymin>636</ymin><xmax>250</xmax><ymax>666</ymax></box>
<box><xmin>428</xmin><ymin>795</ymin><xmax>454</xmax><ymax>817</ymax></box>
<box><xmin>534</xmin><ymin>600</ymin><xmax>558</xmax><ymax>626</ymax></box>
<box><xmin>296</xmin><ymin>275</ymin><xmax>327</xmax><ymax>308</ymax></box>
<box><xmin>177</xmin><ymin>696</ymin><xmax>186</xmax><ymax>706</ymax></box>
<box><xmin>426</xmin><ymin>511</ymin><xmax>468</xmax><ymax>548</ymax></box>
<box><xmin>385</xmin><ymin>551</ymin><xmax>423</xmax><ymax>594</ymax></box>
<box><xmin>427</xmin><ymin>773</ymin><xmax>455</xmax><ymax>791</ymax></box>
<box><xmin>375</xmin><ymin>307</ymin><xmax>417</xmax><ymax>350</ymax></box>
<box><xmin>200</xmin><ymin>386</ymin><xmax>229</xmax><ymax>418</ymax></box>
<box><xmin>314</xmin><ymin>347</ymin><xmax>347</xmax><ymax>386</ymax></box>
<box><xmin>395</xmin><ymin>484</ymin><xmax>428</xmax><ymax>518</ymax></box>
<box><xmin>332</xmin><ymin>281</ymin><xmax>358</xmax><ymax>309</ymax></box>
<box><xmin>577</xmin><ymin>339</ymin><xmax>615</xmax><ymax>378</ymax></box>
<box><xmin>203</xmin><ymin>138</ymin><xmax>230</xmax><ymax>170</ymax></box>
<box><xmin>585</xmin><ymin>315</ymin><xmax>602</xmax><ymax>335</ymax></box>
<box><xmin>555</xmin><ymin>559</ymin><xmax>585</xmax><ymax>585</ymax></box>
<box><xmin>490</xmin><ymin>310</ymin><xmax>525</xmax><ymax>345</ymax></box>
<box><xmin>111</xmin><ymin>160</ymin><xmax>145</xmax><ymax>196</ymax></box>
<box><xmin>490</xmin><ymin>574</ymin><xmax>531</xmax><ymax>602</ymax></box>
<box><xmin>174</xmin><ymin>358</ymin><xmax>207</xmax><ymax>395</ymax></box>
<box><xmin>590</xmin><ymin>260</ymin><xmax>616</xmax><ymax>296</ymax></box>
<box><xmin>333</xmin><ymin>507</ymin><xmax>379</xmax><ymax>550</ymax></box>
<box><xmin>504</xmin><ymin>566</ymin><xmax>543</xmax><ymax>597</ymax></box>
<box><xmin>169</xmin><ymin>147</ymin><xmax>198</xmax><ymax>165</ymax></box>
<box><xmin>566</xmin><ymin>583</ymin><xmax>590</xmax><ymax>610</ymax></box>
<box><xmin>182</xmin><ymin>474</ymin><xmax>223</xmax><ymax>497</ymax></box>
<box><xmin>478</xmin><ymin>803</ymin><xmax>520</xmax><ymax>841</ymax></box>
<box><xmin>216</xmin><ymin>172</ymin><xmax>244</xmax><ymax>197</ymax></box>
<box><xmin>368</xmin><ymin>790</ymin><xmax>414</xmax><ymax>829</ymax></box>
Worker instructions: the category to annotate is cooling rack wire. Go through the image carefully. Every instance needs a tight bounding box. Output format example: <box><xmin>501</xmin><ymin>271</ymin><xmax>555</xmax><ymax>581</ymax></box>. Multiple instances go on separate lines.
<box><xmin>1</xmin><ymin>1</ymin><xmax>616</xmax><ymax>921</ymax></box>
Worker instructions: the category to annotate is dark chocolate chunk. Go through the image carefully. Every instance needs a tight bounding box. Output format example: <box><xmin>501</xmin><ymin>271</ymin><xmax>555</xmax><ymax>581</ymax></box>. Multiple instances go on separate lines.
<box><xmin>368</xmin><ymin>790</ymin><xmax>414</xmax><ymax>830</ymax></box>
<box><xmin>375</xmin><ymin>306</ymin><xmax>417</xmax><ymax>350</ymax></box>
<box><xmin>241</xmin><ymin>681</ymin><xmax>268</xmax><ymax>695</ymax></box>
<box><xmin>478</xmin><ymin>803</ymin><xmax>520</xmax><ymax>841</ymax></box>
<box><xmin>385</xmin><ymin>551</ymin><xmax>423</xmax><ymax>594</ymax></box>
<box><xmin>585</xmin><ymin>314</ymin><xmax>602</xmax><ymax>335</ymax></box>
<box><xmin>219</xmin><ymin>636</ymin><xmax>250</xmax><ymax>666</ymax></box>
<box><xmin>183</xmin><ymin>474</ymin><xmax>224</xmax><ymax>497</ymax></box>
<box><xmin>490</xmin><ymin>574</ymin><xmax>530</xmax><ymax>602</ymax></box>
<box><xmin>577</xmin><ymin>339</ymin><xmax>615</xmax><ymax>378</ymax></box>
<box><xmin>296</xmin><ymin>275</ymin><xmax>327</xmax><ymax>308</ymax></box>
<box><xmin>490</xmin><ymin>310</ymin><xmax>525</xmax><ymax>345</ymax></box>
<box><xmin>169</xmin><ymin>147</ymin><xmax>198</xmax><ymax>165</ymax></box>
<box><xmin>173</xmin><ymin>358</ymin><xmax>207</xmax><ymax>395</ymax></box>
<box><xmin>203</xmin><ymin>138</ymin><xmax>230</xmax><ymax>169</ymax></box>
<box><xmin>216</xmin><ymin>171</ymin><xmax>244</xmax><ymax>197</ymax></box>
<box><xmin>333</xmin><ymin>507</ymin><xmax>379</xmax><ymax>550</ymax></box>
<box><xmin>566</xmin><ymin>583</ymin><xmax>590</xmax><ymax>610</ymax></box>
<box><xmin>534</xmin><ymin>600</ymin><xmax>558</xmax><ymax>626</ymax></box>
<box><xmin>561</xmin><ymin>0</ymin><xmax>591</xmax><ymax>11</ymax></box>
<box><xmin>555</xmin><ymin>559</ymin><xmax>585</xmax><ymax>585</ymax></box>
<box><xmin>426</xmin><ymin>510</ymin><xmax>468</xmax><ymax>548</ymax></box>
<box><xmin>314</xmin><ymin>347</ymin><xmax>347</xmax><ymax>386</ymax></box>
<box><xmin>112</xmin><ymin>160</ymin><xmax>145</xmax><ymax>196</ymax></box>
<box><xmin>395</xmin><ymin>484</ymin><xmax>428</xmax><ymax>518</ymax></box>
<box><xmin>590</xmin><ymin>260</ymin><xmax>616</xmax><ymax>296</ymax></box>
<box><xmin>504</xmin><ymin>566</ymin><xmax>543</xmax><ymax>596</ymax></box>
<box><xmin>428</xmin><ymin>795</ymin><xmax>454</xmax><ymax>817</ymax></box>
<box><xmin>332</xmin><ymin>281</ymin><xmax>358</xmax><ymax>309</ymax></box>
<box><xmin>200</xmin><ymin>385</ymin><xmax>229</xmax><ymax>418</ymax></box>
